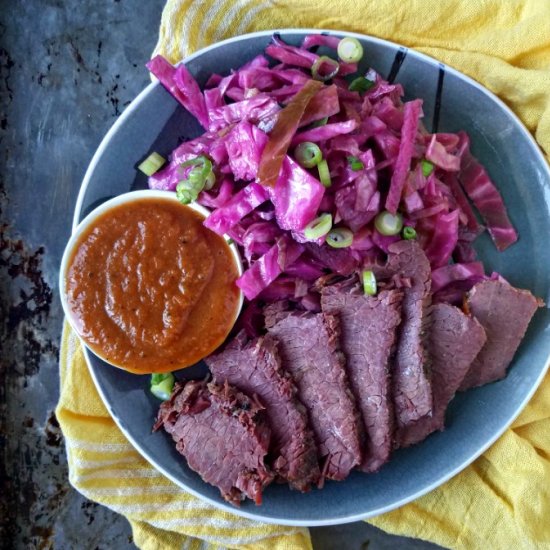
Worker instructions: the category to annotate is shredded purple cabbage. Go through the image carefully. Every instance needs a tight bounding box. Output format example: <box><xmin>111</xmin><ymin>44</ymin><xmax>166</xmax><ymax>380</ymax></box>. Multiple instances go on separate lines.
<box><xmin>208</xmin><ymin>94</ymin><xmax>280</xmax><ymax>132</ymax></box>
<box><xmin>458</xmin><ymin>132</ymin><xmax>518</xmax><ymax>251</ymax></box>
<box><xmin>291</xmin><ymin>120</ymin><xmax>358</xmax><ymax>146</ymax></box>
<box><xmin>385</xmin><ymin>99</ymin><xmax>423</xmax><ymax>214</ymax></box>
<box><xmin>236</xmin><ymin>235</ymin><xmax>304</xmax><ymax>300</ymax></box>
<box><xmin>147</xmin><ymin>56</ymin><xmax>209</xmax><ymax>129</ymax></box>
<box><xmin>431</xmin><ymin>261</ymin><xmax>485</xmax><ymax>293</ymax></box>
<box><xmin>203</xmin><ymin>183</ymin><xmax>270</xmax><ymax>236</ymax></box>
<box><xmin>225</xmin><ymin>121</ymin><xmax>267</xmax><ymax>181</ymax></box>
<box><xmin>147</xmin><ymin>33</ymin><xmax>517</xmax><ymax>307</ymax></box>
<box><xmin>426</xmin><ymin>135</ymin><xmax>461</xmax><ymax>172</ymax></box>
<box><xmin>270</xmin><ymin>156</ymin><xmax>325</xmax><ymax>232</ymax></box>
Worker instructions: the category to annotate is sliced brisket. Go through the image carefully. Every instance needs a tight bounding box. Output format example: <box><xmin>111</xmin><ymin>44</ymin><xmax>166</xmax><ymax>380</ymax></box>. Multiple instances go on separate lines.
<box><xmin>205</xmin><ymin>332</ymin><xmax>320</xmax><ymax>491</ymax></box>
<box><xmin>374</xmin><ymin>240</ymin><xmax>433</xmax><ymax>426</ymax></box>
<box><xmin>459</xmin><ymin>280</ymin><xmax>542</xmax><ymax>390</ymax></box>
<box><xmin>397</xmin><ymin>303</ymin><xmax>486</xmax><ymax>447</ymax></box>
<box><xmin>321</xmin><ymin>281</ymin><xmax>403</xmax><ymax>472</ymax></box>
<box><xmin>265</xmin><ymin>305</ymin><xmax>363</xmax><ymax>481</ymax></box>
<box><xmin>154</xmin><ymin>380</ymin><xmax>273</xmax><ymax>506</ymax></box>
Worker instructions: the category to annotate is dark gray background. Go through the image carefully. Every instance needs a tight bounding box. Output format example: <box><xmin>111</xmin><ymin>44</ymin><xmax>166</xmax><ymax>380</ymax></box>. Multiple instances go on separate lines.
<box><xmin>0</xmin><ymin>2</ymin><xmax>441</xmax><ymax>548</ymax></box>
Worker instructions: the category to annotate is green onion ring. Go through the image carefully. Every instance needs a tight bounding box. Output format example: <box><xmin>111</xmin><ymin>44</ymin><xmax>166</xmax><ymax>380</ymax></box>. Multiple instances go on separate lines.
<box><xmin>176</xmin><ymin>155</ymin><xmax>215</xmax><ymax>204</ymax></box>
<box><xmin>311</xmin><ymin>55</ymin><xmax>340</xmax><ymax>81</ymax></box>
<box><xmin>326</xmin><ymin>228</ymin><xmax>353</xmax><ymax>248</ymax></box>
<box><xmin>187</xmin><ymin>167</ymin><xmax>206</xmax><ymax>186</ymax></box>
<box><xmin>138</xmin><ymin>152</ymin><xmax>166</xmax><ymax>176</ymax></box>
<box><xmin>374</xmin><ymin>211</ymin><xmax>404</xmax><ymax>236</ymax></box>
<box><xmin>180</xmin><ymin>155</ymin><xmax>212</xmax><ymax>179</ymax></box>
<box><xmin>362</xmin><ymin>270</ymin><xmax>377</xmax><ymax>296</ymax></box>
<box><xmin>304</xmin><ymin>213</ymin><xmax>333</xmax><ymax>241</ymax></box>
<box><xmin>150</xmin><ymin>372</ymin><xmax>175</xmax><ymax>401</ymax></box>
<box><xmin>295</xmin><ymin>142</ymin><xmax>323</xmax><ymax>168</ymax></box>
<box><xmin>176</xmin><ymin>182</ymin><xmax>198</xmax><ymax>204</ymax></box>
<box><xmin>317</xmin><ymin>159</ymin><xmax>332</xmax><ymax>187</ymax></box>
<box><xmin>403</xmin><ymin>226</ymin><xmax>417</xmax><ymax>240</ymax></box>
<box><xmin>337</xmin><ymin>37</ymin><xmax>364</xmax><ymax>63</ymax></box>
<box><xmin>204</xmin><ymin>171</ymin><xmax>216</xmax><ymax>190</ymax></box>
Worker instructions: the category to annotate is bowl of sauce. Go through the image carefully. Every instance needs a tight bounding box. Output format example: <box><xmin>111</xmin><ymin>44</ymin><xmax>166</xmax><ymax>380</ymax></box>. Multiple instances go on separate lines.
<box><xmin>60</xmin><ymin>190</ymin><xmax>243</xmax><ymax>373</ymax></box>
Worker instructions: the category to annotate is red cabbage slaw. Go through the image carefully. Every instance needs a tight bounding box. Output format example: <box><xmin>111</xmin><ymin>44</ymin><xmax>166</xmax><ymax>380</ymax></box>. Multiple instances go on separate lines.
<box><xmin>146</xmin><ymin>34</ymin><xmax>517</xmax><ymax>306</ymax></box>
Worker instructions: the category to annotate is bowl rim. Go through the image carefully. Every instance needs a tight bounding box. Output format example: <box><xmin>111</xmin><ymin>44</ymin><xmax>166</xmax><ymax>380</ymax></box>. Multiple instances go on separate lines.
<box><xmin>74</xmin><ymin>28</ymin><xmax>550</xmax><ymax>526</ymax></box>
<box><xmin>60</xmin><ymin>189</ymin><xmax>244</xmax><ymax>372</ymax></box>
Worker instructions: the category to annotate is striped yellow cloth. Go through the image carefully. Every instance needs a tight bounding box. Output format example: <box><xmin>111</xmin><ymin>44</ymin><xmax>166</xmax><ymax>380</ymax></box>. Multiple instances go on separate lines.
<box><xmin>57</xmin><ymin>324</ymin><xmax>312</xmax><ymax>550</ymax></box>
<box><xmin>56</xmin><ymin>1</ymin><xmax>550</xmax><ymax>549</ymax></box>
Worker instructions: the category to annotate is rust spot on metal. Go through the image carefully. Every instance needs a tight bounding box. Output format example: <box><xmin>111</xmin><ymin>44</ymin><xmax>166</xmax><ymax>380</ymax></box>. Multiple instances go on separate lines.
<box><xmin>0</xmin><ymin>224</ymin><xmax>58</xmax><ymax>376</ymax></box>
<box><xmin>45</xmin><ymin>412</ymin><xmax>62</xmax><ymax>448</ymax></box>
<box><xmin>81</xmin><ymin>500</ymin><xmax>99</xmax><ymax>526</ymax></box>
<box><xmin>67</xmin><ymin>38</ymin><xmax>86</xmax><ymax>69</ymax></box>
<box><xmin>1</xmin><ymin>202</ymin><xmax>59</xmax><ymax>545</ymax></box>
<box><xmin>31</xmin><ymin>525</ymin><xmax>54</xmax><ymax>550</ymax></box>
<box><xmin>23</xmin><ymin>416</ymin><xmax>34</xmax><ymax>428</ymax></box>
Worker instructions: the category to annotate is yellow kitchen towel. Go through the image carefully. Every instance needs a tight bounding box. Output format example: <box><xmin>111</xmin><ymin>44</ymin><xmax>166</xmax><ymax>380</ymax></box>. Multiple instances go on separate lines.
<box><xmin>56</xmin><ymin>1</ymin><xmax>550</xmax><ymax>549</ymax></box>
<box><xmin>56</xmin><ymin>324</ymin><xmax>312</xmax><ymax>550</ymax></box>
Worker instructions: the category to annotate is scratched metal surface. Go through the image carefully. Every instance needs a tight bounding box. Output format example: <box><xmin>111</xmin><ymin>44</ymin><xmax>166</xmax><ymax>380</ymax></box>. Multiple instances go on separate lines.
<box><xmin>0</xmin><ymin>2</ymin><xmax>441</xmax><ymax>549</ymax></box>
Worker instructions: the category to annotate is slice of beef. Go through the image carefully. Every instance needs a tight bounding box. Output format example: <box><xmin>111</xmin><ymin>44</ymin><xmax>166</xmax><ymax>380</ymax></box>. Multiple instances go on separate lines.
<box><xmin>265</xmin><ymin>305</ymin><xmax>363</xmax><ymax>482</ymax></box>
<box><xmin>205</xmin><ymin>332</ymin><xmax>320</xmax><ymax>491</ymax></box>
<box><xmin>304</xmin><ymin>243</ymin><xmax>359</xmax><ymax>276</ymax></box>
<box><xmin>373</xmin><ymin>240</ymin><xmax>433</xmax><ymax>427</ymax></box>
<box><xmin>397</xmin><ymin>303</ymin><xmax>486</xmax><ymax>447</ymax></box>
<box><xmin>263</xmin><ymin>299</ymin><xmax>292</xmax><ymax>329</ymax></box>
<box><xmin>320</xmin><ymin>280</ymin><xmax>403</xmax><ymax>472</ymax></box>
<box><xmin>459</xmin><ymin>280</ymin><xmax>543</xmax><ymax>390</ymax></box>
<box><xmin>154</xmin><ymin>380</ymin><xmax>273</xmax><ymax>506</ymax></box>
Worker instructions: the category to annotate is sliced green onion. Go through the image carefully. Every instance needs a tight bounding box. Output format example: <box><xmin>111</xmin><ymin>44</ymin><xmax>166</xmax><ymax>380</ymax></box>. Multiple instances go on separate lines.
<box><xmin>311</xmin><ymin>116</ymin><xmax>328</xmax><ymax>128</ymax></box>
<box><xmin>204</xmin><ymin>171</ymin><xmax>216</xmax><ymax>190</ymax></box>
<box><xmin>421</xmin><ymin>159</ymin><xmax>434</xmax><ymax>177</ymax></box>
<box><xmin>150</xmin><ymin>372</ymin><xmax>175</xmax><ymax>401</ymax></box>
<box><xmin>177</xmin><ymin>172</ymin><xmax>203</xmax><ymax>194</ymax></box>
<box><xmin>138</xmin><ymin>152</ymin><xmax>166</xmax><ymax>176</ymax></box>
<box><xmin>295</xmin><ymin>142</ymin><xmax>323</xmax><ymax>168</ymax></box>
<box><xmin>362</xmin><ymin>270</ymin><xmax>377</xmax><ymax>296</ymax></box>
<box><xmin>348</xmin><ymin>156</ymin><xmax>364</xmax><ymax>171</ymax></box>
<box><xmin>403</xmin><ymin>226</ymin><xmax>417</xmax><ymax>240</ymax></box>
<box><xmin>337</xmin><ymin>37</ymin><xmax>364</xmax><ymax>63</ymax></box>
<box><xmin>374</xmin><ymin>211</ymin><xmax>404</xmax><ymax>236</ymax></box>
<box><xmin>304</xmin><ymin>213</ymin><xmax>333</xmax><ymax>241</ymax></box>
<box><xmin>176</xmin><ymin>183</ymin><xmax>197</xmax><ymax>205</ymax></box>
<box><xmin>326</xmin><ymin>228</ymin><xmax>353</xmax><ymax>248</ymax></box>
<box><xmin>311</xmin><ymin>55</ymin><xmax>340</xmax><ymax>81</ymax></box>
<box><xmin>176</xmin><ymin>155</ymin><xmax>215</xmax><ymax>204</ymax></box>
<box><xmin>349</xmin><ymin>76</ymin><xmax>375</xmax><ymax>93</ymax></box>
<box><xmin>187</xmin><ymin>167</ymin><xmax>206</xmax><ymax>186</ymax></box>
<box><xmin>151</xmin><ymin>373</ymin><xmax>166</xmax><ymax>385</ymax></box>
<box><xmin>181</xmin><ymin>155</ymin><xmax>212</xmax><ymax>178</ymax></box>
<box><xmin>317</xmin><ymin>159</ymin><xmax>331</xmax><ymax>187</ymax></box>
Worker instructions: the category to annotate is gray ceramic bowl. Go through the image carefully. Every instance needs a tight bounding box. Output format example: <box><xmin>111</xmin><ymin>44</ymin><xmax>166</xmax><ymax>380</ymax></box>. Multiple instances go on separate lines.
<box><xmin>73</xmin><ymin>29</ymin><xmax>550</xmax><ymax>526</ymax></box>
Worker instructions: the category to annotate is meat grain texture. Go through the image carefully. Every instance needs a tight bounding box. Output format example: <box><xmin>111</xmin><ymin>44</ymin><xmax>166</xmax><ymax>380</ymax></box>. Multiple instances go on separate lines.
<box><xmin>397</xmin><ymin>303</ymin><xmax>487</xmax><ymax>447</ymax></box>
<box><xmin>154</xmin><ymin>380</ymin><xmax>273</xmax><ymax>505</ymax></box>
<box><xmin>460</xmin><ymin>279</ymin><xmax>543</xmax><ymax>389</ymax></box>
<box><xmin>373</xmin><ymin>240</ymin><xmax>433</xmax><ymax>426</ymax></box>
<box><xmin>266</xmin><ymin>306</ymin><xmax>363</xmax><ymax>482</ymax></box>
<box><xmin>206</xmin><ymin>332</ymin><xmax>320</xmax><ymax>490</ymax></box>
<box><xmin>155</xmin><ymin>267</ymin><xmax>542</xmax><ymax>507</ymax></box>
<box><xmin>321</xmin><ymin>282</ymin><xmax>403</xmax><ymax>472</ymax></box>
